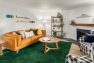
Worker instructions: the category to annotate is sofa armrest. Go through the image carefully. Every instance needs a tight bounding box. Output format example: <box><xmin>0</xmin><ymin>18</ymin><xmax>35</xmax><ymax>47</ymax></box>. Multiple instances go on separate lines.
<box><xmin>4</xmin><ymin>36</ymin><xmax>17</xmax><ymax>47</ymax></box>
<box><xmin>3</xmin><ymin>34</ymin><xmax>22</xmax><ymax>47</ymax></box>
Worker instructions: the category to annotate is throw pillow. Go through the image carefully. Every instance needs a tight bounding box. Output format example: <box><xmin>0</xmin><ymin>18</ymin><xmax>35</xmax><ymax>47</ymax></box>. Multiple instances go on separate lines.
<box><xmin>37</xmin><ymin>28</ymin><xmax>42</xmax><ymax>35</ymax></box>
<box><xmin>84</xmin><ymin>33</ymin><xmax>94</xmax><ymax>43</ymax></box>
<box><xmin>25</xmin><ymin>31</ymin><xmax>34</xmax><ymax>38</ymax></box>
<box><xmin>29</xmin><ymin>29</ymin><xmax>33</xmax><ymax>31</ymax></box>
<box><xmin>19</xmin><ymin>30</ymin><xmax>26</xmax><ymax>39</ymax></box>
<box><xmin>12</xmin><ymin>32</ymin><xmax>18</xmax><ymax>35</ymax></box>
<box><xmin>15</xmin><ymin>31</ymin><xmax>21</xmax><ymax>35</ymax></box>
<box><xmin>33</xmin><ymin>29</ymin><xmax>38</xmax><ymax>35</ymax></box>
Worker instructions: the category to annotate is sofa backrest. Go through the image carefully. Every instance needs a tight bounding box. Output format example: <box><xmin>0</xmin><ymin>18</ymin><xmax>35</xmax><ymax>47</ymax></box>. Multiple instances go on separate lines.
<box><xmin>4</xmin><ymin>29</ymin><xmax>46</xmax><ymax>38</ymax></box>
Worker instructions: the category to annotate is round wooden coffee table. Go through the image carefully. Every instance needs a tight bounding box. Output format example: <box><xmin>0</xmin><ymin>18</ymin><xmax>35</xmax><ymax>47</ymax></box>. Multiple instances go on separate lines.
<box><xmin>39</xmin><ymin>37</ymin><xmax>61</xmax><ymax>53</ymax></box>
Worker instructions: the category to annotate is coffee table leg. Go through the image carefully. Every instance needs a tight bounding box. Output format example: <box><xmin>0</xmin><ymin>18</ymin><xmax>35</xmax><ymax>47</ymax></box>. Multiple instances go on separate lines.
<box><xmin>44</xmin><ymin>42</ymin><xmax>59</xmax><ymax>53</ymax></box>
<box><xmin>56</xmin><ymin>42</ymin><xmax>59</xmax><ymax>49</ymax></box>
<box><xmin>45</xmin><ymin>43</ymin><xmax>50</xmax><ymax>53</ymax></box>
<box><xmin>44</xmin><ymin>43</ymin><xmax>47</xmax><ymax>53</ymax></box>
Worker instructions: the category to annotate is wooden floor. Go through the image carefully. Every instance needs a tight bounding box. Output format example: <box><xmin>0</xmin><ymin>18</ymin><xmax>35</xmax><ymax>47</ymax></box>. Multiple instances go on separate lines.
<box><xmin>61</xmin><ymin>39</ymin><xmax>85</xmax><ymax>57</ymax></box>
<box><xmin>68</xmin><ymin>43</ymin><xmax>86</xmax><ymax>57</ymax></box>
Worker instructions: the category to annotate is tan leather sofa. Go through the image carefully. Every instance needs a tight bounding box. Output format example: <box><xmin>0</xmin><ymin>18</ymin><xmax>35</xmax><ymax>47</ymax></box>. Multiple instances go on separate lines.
<box><xmin>3</xmin><ymin>29</ymin><xmax>46</xmax><ymax>53</ymax></box>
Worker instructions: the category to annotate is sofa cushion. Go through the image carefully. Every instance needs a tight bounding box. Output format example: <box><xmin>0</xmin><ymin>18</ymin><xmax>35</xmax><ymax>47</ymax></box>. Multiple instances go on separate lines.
<box><xmin>25</xmin><ymin>31</ymin><xmax>34</xmax><ymax>38</ymax></box>
<box><xmin>37</xmin><ymin>35</ymin><xmax>43</xmax><ymax>38</ymax></box>
<box><xmin>21</xmin><ymin>37</ymin><xmax>32</xmax><ymax>45</ymax></box>
<box><xmin>15</xmin><ymin>31</ymin><xmax>21</xmax><ymax>35</ymax></box>
<box><xmin>33</xmin><ymin>29</ymin><xmax>38</xmax><ymax>35</ymax></box>
<box><xmin>25</xmin><ymin>29</ymin><xmax>33</xmax><ymax>32</ymax></box>
<box><xmin>5</xmin><ymin>34</ymin><xmax>18</xmax><ymax>37</ymax></box>
<box><xmin>19</xmin><ymin>30</ymin><xmax>26</xmax><ymax>39</ymax></box>
<box><xmin>31</xmin><ymin>36</ymin><xmax>39</xmax><ymax>41</ymax></box>
<box><xmin>37</xmin><ymin>29</ymin><xmax>42</xmax><ymax>35</ymax></box>
<box><xmin>12</xmin><ymin>32</ymin><xmax>18</xmax><ymax>35</ymax></box>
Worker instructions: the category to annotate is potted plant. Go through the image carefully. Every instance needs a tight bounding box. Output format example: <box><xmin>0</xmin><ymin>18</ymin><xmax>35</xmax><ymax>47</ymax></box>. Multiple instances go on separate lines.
<box><xmin>53</xmin><ymin>31</ymin><xmax>57</xmax><ymax>37</ymax></box>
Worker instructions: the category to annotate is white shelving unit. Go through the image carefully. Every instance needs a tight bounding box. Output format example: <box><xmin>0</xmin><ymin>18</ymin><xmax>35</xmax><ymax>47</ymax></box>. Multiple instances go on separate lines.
<box><xmin>51</xmin><ymin>13</ymin><xmax>64</xmax><ymax>38</ymax></box>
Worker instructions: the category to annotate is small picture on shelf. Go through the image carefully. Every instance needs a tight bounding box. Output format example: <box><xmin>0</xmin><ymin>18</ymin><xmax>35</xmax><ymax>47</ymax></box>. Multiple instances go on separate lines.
<box><xmin>52</xmin><ymin>27</ymin><xmax>62</xmax><ymax>31</ymax></box>
<box><xmin>53</xmin><ymin>27</ymin><xmax>55</xmax><ymax>30</ymax></box>
<box><xmin>53</xmin><ymin>18</ymin><xmax>60</xmax><ymax>23</ymax></box>
<box><xmin>54</xmin><ymin>23</ymin><xmax>60</xmax><ymax>26</ymax></box>
<box><xmin>58</xmin><ymin>27</ymin><xmax>60</xmax><ymax>29</ymax></box>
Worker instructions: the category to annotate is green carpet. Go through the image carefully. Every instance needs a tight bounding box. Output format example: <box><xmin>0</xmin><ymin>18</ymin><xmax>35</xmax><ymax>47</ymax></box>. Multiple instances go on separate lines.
<box><xmin>0</xmin><ymin>41</ymin><xmax>72</xmax><ymax>63</ymax></box>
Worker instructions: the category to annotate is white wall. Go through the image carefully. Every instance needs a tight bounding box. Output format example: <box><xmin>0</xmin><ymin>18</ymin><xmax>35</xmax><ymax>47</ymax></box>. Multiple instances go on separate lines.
<box><xmin>63</xmin><ymin>4</ymin><xmax>94</xmax><ymax>40</ymax></box>
<box><xmin>0</xmin><ymin>2</ymin><xmax>38</xmax><ymax>35</ymax></box>
<box><xmin>0</xmin><ymin>1</ymin><xmax>61</xmax><ymax>36</ymax></box>
<box><xmin>2</xmin><ymin>1</ymin><xmax>94</xmax><ymax>39</ymax></box>
<box><xmin>27</xmin><ymin>8</ymin><xmax>61</xmax><ymax>36</ymax></box>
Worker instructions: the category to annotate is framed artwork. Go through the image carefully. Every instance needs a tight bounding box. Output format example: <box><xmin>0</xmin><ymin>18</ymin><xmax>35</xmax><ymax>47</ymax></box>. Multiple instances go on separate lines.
<box><xmin>53</xmin><ymin>18</ymin><xmax>61</xmax><ymax>23</ymax></box>
<box><xmin>6</xmin><ymin>15</ymin><xmax>14</xmax><ymax>18</ymax></box>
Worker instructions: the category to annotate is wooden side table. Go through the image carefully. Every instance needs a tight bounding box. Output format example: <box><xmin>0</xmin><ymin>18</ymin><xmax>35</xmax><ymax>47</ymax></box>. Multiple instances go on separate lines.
<box><xmin>0</xmin><ymin>40</ymin><xmax>4</xmax><ymax>55</ymax></box>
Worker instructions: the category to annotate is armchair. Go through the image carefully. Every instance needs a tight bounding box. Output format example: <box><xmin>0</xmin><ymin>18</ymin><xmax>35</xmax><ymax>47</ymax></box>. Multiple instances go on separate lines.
<box><xmin>65</xmin><ymin>36</ymin><xmax>94</xmax><ymax>63</ymax></box>
<box><xmin>65</xmin><ymin>45</ymin><xmax>94</xmax><ymax>63</ymax></box>
<box><xmin>79</xmin><ymin>36</ymin><xmax>94</xmax><ymax>55</ymax></box>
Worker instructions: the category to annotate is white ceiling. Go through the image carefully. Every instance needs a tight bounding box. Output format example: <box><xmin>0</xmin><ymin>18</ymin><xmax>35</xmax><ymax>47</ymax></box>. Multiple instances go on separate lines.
<box><xmin>1</xmin><ymin>0</ymin><xmax>94</xmax><ymax>9</ymax></box>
